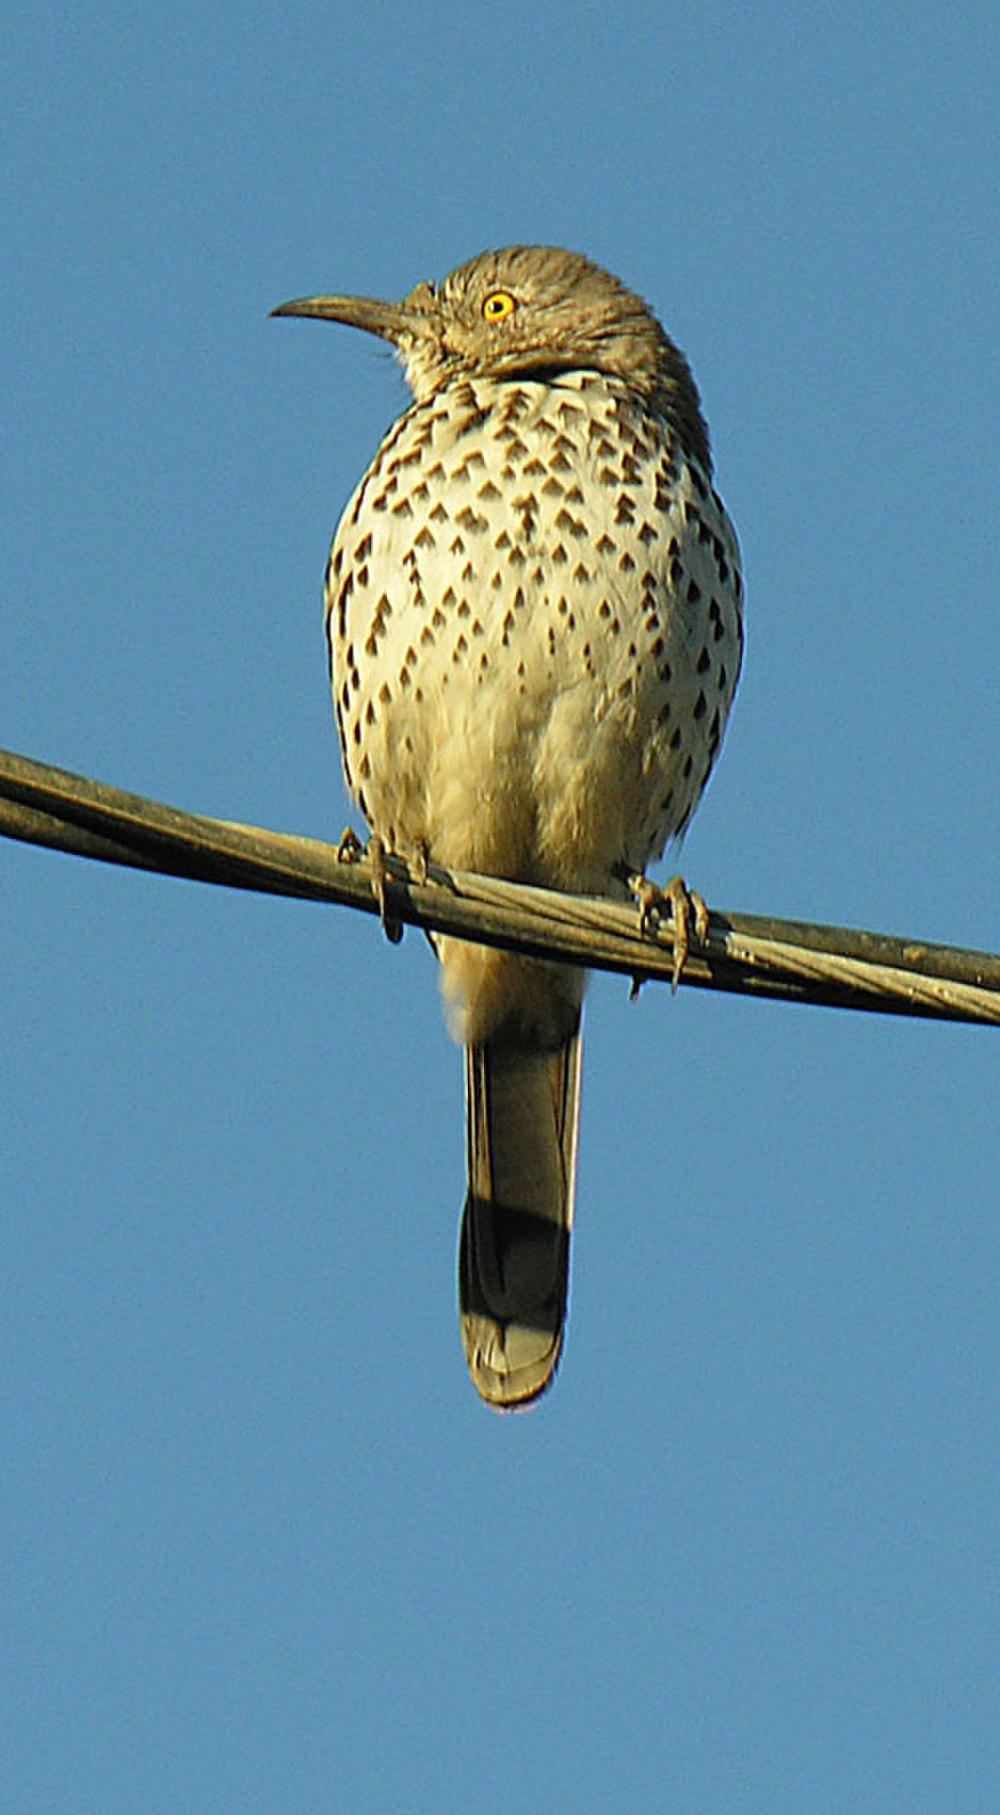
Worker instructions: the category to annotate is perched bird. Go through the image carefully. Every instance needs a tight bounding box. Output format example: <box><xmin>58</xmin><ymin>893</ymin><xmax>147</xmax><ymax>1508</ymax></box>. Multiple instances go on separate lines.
<box><xmin>274</xmin><ymin>247</ymin><xmax>743</xmax><ymax>1409</ymax></box>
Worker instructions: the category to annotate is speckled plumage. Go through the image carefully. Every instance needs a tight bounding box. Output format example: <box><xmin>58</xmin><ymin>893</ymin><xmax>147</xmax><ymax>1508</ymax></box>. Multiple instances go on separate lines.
<box><xmin>275</xmin><ymin>247</ymin><xmax>743</xmax><ymax>1408</ymax></box>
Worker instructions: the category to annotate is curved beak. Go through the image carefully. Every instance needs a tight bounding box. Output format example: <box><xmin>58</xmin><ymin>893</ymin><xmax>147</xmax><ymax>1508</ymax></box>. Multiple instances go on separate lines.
<box><xmin>270</xmin><ymin>293</ymin><xmax>416</xmax><ymax>347</ymax></box>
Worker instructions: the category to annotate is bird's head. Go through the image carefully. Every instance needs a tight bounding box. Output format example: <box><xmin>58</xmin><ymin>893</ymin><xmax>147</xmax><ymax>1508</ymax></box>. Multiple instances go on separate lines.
<box><xmin>273</xmin><ymin>245</ymin><xmax>710</xmax><ymax>469</ymax></box>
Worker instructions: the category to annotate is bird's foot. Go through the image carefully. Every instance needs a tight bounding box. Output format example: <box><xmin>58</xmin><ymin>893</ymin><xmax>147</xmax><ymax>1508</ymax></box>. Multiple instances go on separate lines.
<box><xmin>367</xmin><ymin>834</ymin><xmax>404</xmax><ymax>944</ymax></box>
<box><xmin>410</xmin><ymin>840</ymin><xmax>429</xmax><ymax>887</ymax></box>
<box><xmin>629</xmin><ymin>872</ymin><xmax>710</xmax><ymax>991</ymax></box>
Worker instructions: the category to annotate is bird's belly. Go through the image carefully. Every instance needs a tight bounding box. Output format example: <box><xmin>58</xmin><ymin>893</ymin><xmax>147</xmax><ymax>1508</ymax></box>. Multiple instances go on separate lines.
<box><xmin>336</xmin><ymin>580</ymin><xmax>712</xmax><ymax>895</ymax></box>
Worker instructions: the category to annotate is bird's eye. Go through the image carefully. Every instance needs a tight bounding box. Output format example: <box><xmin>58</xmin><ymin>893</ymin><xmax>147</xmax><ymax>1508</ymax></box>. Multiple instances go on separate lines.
<box><xmin>481</xmin><ymin>290</ymin><xmax>517</xmax><ymax>322</ymax></box>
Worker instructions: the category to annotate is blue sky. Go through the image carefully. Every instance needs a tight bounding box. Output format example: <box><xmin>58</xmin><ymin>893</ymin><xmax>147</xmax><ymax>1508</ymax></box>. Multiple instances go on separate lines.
<box><xmin>4</xmin><ymin>3</ymin><xmax>998</xmax><ymax>1808</ymax></box>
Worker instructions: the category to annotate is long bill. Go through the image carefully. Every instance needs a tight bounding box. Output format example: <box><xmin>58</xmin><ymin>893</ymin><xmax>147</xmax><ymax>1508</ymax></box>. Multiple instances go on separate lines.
<box><xmin>270</xmin><ymin>293</ymin><xmax>416</xmax><ymax>346</ymax></box>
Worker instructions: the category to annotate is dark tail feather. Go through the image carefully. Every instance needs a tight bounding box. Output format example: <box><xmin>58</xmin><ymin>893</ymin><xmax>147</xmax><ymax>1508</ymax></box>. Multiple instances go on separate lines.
<box><xmin>459</xmin><ymin>1021</ymin><xmax>583</xmax><ymax>1409</ymax></box>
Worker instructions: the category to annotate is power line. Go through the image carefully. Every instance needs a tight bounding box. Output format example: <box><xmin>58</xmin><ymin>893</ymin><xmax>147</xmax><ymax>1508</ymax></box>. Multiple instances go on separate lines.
<box><xmin>1</xmin><ymin>745</ymin><xmax>996</xmax><ymax>1027</ymax></box>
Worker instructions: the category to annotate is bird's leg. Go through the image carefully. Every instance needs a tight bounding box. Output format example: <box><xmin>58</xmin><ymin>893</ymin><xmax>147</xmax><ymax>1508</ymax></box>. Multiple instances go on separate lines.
<box><xmin>367</xmin><ymin>833</ymin><xmax>404</xmax><ymax>943</ymax></box>
<box><xmin>629</xmin><ymin>872</ymin><xmax>710</xmax><ymax>991</ymax></box>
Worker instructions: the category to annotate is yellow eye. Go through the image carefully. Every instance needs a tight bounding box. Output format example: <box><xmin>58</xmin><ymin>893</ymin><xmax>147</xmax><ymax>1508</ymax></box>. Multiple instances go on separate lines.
<box><xmin>482</xmin><ymin>289</ymin><xmax>517</xmax><ymax>322</ymax></box>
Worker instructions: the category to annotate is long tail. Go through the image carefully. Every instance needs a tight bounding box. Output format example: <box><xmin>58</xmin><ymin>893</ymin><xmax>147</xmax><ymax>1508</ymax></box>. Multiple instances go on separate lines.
<box><xmin>459</xmin><ymin>1020</ymin><xmax>583</xmax><ymax>1410</ymax></box>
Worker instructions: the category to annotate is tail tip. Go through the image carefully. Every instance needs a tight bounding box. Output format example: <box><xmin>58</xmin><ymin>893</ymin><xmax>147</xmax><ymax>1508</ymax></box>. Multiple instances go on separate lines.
<box><xmin>461</xmin><ymin>1313</ymin><xmax>564</xmax><ymax>1411</ymax></box>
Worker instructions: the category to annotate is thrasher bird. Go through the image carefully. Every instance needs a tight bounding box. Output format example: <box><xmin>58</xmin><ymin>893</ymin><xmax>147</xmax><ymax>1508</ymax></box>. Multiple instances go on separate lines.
<box><xmin>274</xmin><ymin>246</ymin><xmax>743</xmax><ymax>1409</ymax></box>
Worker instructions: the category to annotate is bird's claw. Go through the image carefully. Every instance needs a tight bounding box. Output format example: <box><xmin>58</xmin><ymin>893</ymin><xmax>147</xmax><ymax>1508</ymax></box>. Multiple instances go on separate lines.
<box><xmin>629</xmin><ymin>872</ymin><xmax>710</xmax><ymax>991</ymax></box>
<box><xmin>358</xmin><ymin>834</ymin><xmax>400</xmax><ymax>944</ymax></box>
<box><xmin>410</xmin><ymin>840</ymin><xmax>429</xmax><ymax>887</ymax></box>
<box><xmin>336</xmin><ymin>826</ymin><xmax>365</xmax><ymax>864</ymax></box>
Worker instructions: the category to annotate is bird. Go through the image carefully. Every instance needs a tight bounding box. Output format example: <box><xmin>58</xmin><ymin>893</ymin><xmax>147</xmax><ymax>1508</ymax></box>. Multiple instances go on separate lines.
<box><xmin>273</xmin><ymin>246</ymin><xmax>743</xmax><ymax>1409</ymax></box>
